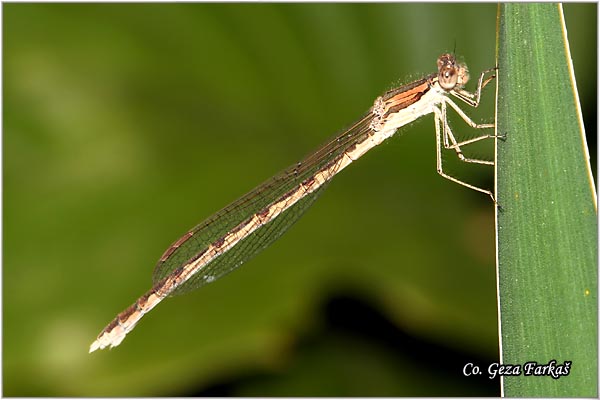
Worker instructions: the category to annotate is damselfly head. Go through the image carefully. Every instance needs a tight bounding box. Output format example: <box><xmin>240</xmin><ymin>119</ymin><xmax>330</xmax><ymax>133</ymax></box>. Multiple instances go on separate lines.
<box><xmin>437</xmin><ymin>53</ymin><xmax>470</xmax><ymax>91</ymax></box>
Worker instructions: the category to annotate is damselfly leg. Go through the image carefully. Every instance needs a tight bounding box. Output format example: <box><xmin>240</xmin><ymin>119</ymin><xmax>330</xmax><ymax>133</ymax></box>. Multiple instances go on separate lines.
<box><xmin>435</xmin><ymin>66</ymin><xmax>498</xmax><ymax>201</ymax></box>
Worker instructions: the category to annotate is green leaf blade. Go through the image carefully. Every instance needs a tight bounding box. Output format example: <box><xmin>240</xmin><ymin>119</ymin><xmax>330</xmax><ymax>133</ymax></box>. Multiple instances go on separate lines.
<box><xmin>497</xmin><ymin>3</ymin><xmax>597</xmax><ymax>397</ymax></box>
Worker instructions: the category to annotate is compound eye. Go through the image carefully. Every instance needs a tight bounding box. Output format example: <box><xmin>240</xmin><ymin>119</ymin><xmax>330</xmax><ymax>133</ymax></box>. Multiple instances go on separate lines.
<box><xmin>439</xmin><ymin>66</ymin><xmax>458</xmax><ymax>90</ymax></box>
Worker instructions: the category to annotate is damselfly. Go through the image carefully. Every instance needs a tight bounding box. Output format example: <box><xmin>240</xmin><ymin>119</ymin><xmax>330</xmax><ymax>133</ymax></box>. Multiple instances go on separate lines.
<box><xmin>90</xmin><ymin>53</ymin><xmax>497</xmax><ymax>352</ymax></box>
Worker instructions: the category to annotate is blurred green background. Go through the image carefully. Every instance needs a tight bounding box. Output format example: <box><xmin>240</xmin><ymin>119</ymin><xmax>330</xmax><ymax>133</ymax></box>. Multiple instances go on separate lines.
<box><xmin>3</xmin><ymin>3</ymin><xmax>596</xmax><ymax>396</ymax></box>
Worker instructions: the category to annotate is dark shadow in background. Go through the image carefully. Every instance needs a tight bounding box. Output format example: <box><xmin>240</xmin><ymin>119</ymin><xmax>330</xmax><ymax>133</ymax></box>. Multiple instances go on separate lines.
<box><xmin>177</xmin><ymin>293</ymin><xmax>500</xmax><ymax>397</ymax></box>
<box><xmin>583</xmin><ymin>100</ymin><xmax>597</xmax><ymax>182</ymax></box>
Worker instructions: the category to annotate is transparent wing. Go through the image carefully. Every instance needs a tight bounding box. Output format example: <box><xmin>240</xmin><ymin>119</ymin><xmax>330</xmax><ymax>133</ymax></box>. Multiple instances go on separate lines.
<box><xmin>169</xmin><ymin>180</ymin><xmax>330</xmax><ymax>295</ymax></box>
<box><xmin>152</xmin><ymin>111</ymin><xmax>374</xmax><ymax>295</ymax></box>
